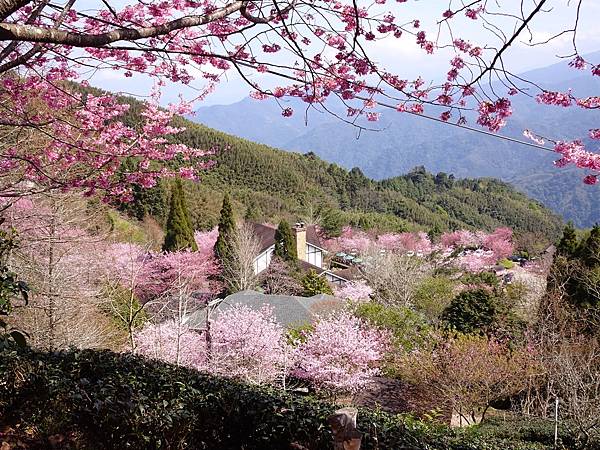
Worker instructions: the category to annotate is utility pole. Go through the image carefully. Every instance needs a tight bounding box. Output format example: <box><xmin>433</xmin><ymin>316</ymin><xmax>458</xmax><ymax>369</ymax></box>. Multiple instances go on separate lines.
<box><xmin>554</xmin><ymin>396</ymin><xmax>559</xmax><ymax>450</ymax></box>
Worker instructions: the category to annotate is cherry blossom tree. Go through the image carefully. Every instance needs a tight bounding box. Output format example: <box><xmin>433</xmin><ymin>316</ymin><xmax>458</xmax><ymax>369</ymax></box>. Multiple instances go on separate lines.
<box><xmin>293</xmin><ymin>312</ymin><xmax>388</xmax><ymax>393</ymax></box>
<box><xmin>135</xmin><ymin>319</ymin><xmax>203</xmax><ymax>367</ymax></box>
<box><xmin>4</xmin><ymin>193</ymin><xmax>116</xmax><ymax>349</ymax></box>
<box><xmin>376</xmin><ymin>231</ymin><xmax>433</xmax><ymax>255</ymax></box>
<box><xmin>334</xmin><ymin>280</ymin><xmax>373</xmax><ymax>303</ymax></box>
<box><xmin>102</xmin><ymin>241</ymin><xmax>153</xmax><ymax>350</ymax></box>
<box><xmin>322</xmin><ymin>227</ymin><xmax>374</xmax><ymax>254</ymax></box>
<box><xmin>136</xmin><ymin>304</ymin><xmax>292</xmax><ymax>385</ymax></box>
<box><xmin>201</xmin><ymin>304</ymin><xmax>292</xmax><ymax>385</ymax></box>
<box><xmin>440</xmin><ymin>227</ymin><xmax>515</xmax><ymax>272</ymax></box>
<box><xmin>0</xmin><ymin>0</ymin><xmax>597</xmax><ymax>205</ymax></box>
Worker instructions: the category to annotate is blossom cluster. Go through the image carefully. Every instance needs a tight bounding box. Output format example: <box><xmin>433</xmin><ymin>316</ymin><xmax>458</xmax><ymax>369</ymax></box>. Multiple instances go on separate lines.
<box><xmin>2</xmin><ymin>0</ymin><xmax>596</xmax><ymax>192</ymax></box>
<box><xmin>323</xmin><ymin>226</ymin><xmax>514</xmax><ymax>272</ymax></box>
<box><xmin>135</xmin><ymin>306</ymin><xmax>388</xmax><ymax>392</ymax></box>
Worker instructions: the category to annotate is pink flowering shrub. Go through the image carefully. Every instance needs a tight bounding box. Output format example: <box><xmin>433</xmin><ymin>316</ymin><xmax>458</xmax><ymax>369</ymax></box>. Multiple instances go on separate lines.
<box><xmin>136</xmin><ymin>304</ymin><xmax>291</xmax><ymax>385</ymax></box>
<box><xmin>203</xmin><ymin>305</ymin><xmax>291</xmax><ymax>384</ymax></box>
<box><xmin>293</xmin><ymin>312</ymin><xmax>389</xmax><ymax>393</ymax></box>
<box><xmin>376</xmin><ymin>231</ymin><xmax>433</xmax><ymax>254</ymax></box>
<box><xmin>135</xmin><ymin>320</ymin><xmax>203</xmax><ymax>367</ymax></box>
<box><xmin>334</xmin><ymin>280</ymin><xmax>373</xmax><ymax>302</ymax></box>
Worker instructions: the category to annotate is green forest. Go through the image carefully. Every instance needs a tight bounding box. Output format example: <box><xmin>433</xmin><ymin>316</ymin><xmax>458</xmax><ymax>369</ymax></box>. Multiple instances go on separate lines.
<box><xmin>110</xmin><ymin>91</ymin><xmax>563</xmax><ymax>240</ymax></box>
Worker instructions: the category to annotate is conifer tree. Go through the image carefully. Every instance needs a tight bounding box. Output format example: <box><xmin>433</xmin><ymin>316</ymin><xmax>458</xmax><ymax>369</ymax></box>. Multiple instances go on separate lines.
<box><xmin>214</xmin><ymin>193</ymin><xmax>236</xmax><ymax>260</ymax></box>
<box><xmin>162</xmin><ymin>180</ymin><xmax>198</xmax><ymax>252</ymax></box>
<box><xmin>302</xmin><ymin>270</ymin><xmax>333</xmax><ymax>296</ymax></box>
<box><xmin>274</xmin><ymin>220</ymin><xmax>297</xmax><ymax>262</ymax></box>
<box><xmin>579</xmin><ymin>224</ymin><xmax>600</xmax><ymax>268</ymax></box>
<box><xmin>557</xmin><ymin>221</ymin><xmax>578</xmax><ymax>257</ymax></box>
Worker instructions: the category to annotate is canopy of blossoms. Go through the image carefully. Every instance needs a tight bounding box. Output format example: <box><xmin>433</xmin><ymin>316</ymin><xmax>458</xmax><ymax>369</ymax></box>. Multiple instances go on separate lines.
<box><xmin>323</xmin><ymin>226</ymin><xmax>514</xmax><ymax>272</ymax></box>
<box><xmin>0</xmin><ymin>0</ymin><xmax>598</xmax><ymax>198</ymax></box>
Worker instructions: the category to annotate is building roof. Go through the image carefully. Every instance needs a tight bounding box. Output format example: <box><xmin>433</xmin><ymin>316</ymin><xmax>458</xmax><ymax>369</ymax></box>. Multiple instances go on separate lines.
<box><xmin>297</xmin><ymin>259</ymin><xmax>326</xmax><ymax>274</ymax></box>
<box><xmin>185</xmin><ymin>290</ymin><xmax>344</xmax><ymax>328</ymax></box>
<box><xmin>250</xmin><ymin>222</ymin><xmax>323</xmax><ymax>254</ymax></box>
<box><xmin>329</xmin><ymin>267</ymin><xmax>362</xmax><ymax>281</ymax></box>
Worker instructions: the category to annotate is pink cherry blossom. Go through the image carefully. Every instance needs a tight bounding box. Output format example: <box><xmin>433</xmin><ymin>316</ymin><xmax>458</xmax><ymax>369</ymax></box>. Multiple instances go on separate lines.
<box><xmin>293</xmin><ymin>312</ymin><xmax>388</xmax><ymax>392</ymax></box>
<box><xmin>334</xmin><ymin>280</ymin><xmax>373</xmax><ymax>302</ymax></box>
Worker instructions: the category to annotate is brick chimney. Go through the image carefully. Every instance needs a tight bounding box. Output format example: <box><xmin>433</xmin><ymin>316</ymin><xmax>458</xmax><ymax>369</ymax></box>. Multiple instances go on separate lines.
<box><xmin>294</xmin><ymin>222</ymin><xmax>307</xmax><ymax>262</ymax></box>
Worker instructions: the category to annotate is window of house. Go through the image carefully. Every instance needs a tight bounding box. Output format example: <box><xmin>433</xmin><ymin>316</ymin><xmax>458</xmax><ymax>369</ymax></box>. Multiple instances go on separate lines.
<box><xmin>306</xmin><ymin>243</ymin><xmax>322</xmax><ymax>267</ymax></box>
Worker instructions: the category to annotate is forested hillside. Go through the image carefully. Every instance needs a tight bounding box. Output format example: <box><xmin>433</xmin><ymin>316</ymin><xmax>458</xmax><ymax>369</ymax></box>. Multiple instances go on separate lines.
<box><xmin>111</xmin><ymin>100</ymin><xmax>563</xmax><ymax>240</ymax></box>
<box><xmin>193</xmin><ymin>52</ymin><xmax>600</xmax><ymax>227</ymax></box>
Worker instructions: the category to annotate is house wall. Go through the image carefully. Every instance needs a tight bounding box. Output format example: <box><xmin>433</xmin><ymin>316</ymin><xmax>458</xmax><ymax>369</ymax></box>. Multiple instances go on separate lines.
<box><xmin>254</xmin><ymin>245</ymin><xmax>275</xmax><ymax>274</ymax></box>
<box><xmin>253</xmin><ymin>241</ymin><xmax>324</xmax><ymax>274</ymax></box>
<box><xmin>306</xmin><ymin>243</ymin><xmax>323</xmax><ymax>268</ymax></box>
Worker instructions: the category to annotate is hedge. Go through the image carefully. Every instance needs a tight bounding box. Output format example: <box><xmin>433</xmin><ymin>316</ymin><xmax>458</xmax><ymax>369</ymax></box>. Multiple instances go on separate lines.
<box><xmin>0</xmin><ymin>348</ymin><xmax>559</xmax><ymax>449</ymax></box>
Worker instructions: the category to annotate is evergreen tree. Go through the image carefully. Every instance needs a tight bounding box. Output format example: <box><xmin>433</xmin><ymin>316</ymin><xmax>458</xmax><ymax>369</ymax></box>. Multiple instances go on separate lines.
<box><xmin>214</xmin><ymin>193</ymin><xmax>236</xmax><ymax>260</ymax></box>
<box><xmin>428</xmin><ymin>223</ymin><xmax>443</xmax><ymax>242</ymax></box>
<box><xmin>578</xmin><ymin>224</ymin><xmax>600</xmax><ymax>268</ymax></box>
<box><xmin>321</xmin><ymin>209</ymin><xmax>345</xmax><ymax>237</ymax></box>
<box><xmin>441</xmin><ymin>289</ymin><xmax>497</xmax><ymax>335</ymax></box>
<box><xmin>557</xmin><ymin>221</ymin><xmax>578</xmax><ymax>257</ymax></box>
<box><xmin>302</xmin><ymin>270</ymin><xmax>333</xmax><ymax>297</ymax></box>
<box><xmin>117</xmin><ymin>160</ymin><xmax>168</xmax><ymax>222</ymax></box>
<box><xmin>273</xmin><ymin>220</ymin><xmax>297</xmax><ymax>262</ymax></box>
<box><xmin>162</xmin><ymin>180</ymin><xmax>198</xmax><ymax>252</ymax></box>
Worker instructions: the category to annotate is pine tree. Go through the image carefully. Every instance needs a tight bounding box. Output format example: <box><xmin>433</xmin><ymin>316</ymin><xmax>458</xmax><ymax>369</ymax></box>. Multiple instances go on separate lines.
<box><xmin>321</xmin><ymin>209</ymin><xmax>345</xmax><ymax>237</ymax></box>
<box><xmin>578</xmin><ymin>224</ymin><xmax>600</xmax><ymax>268</ymax></box>
<box><xmin>302</xmin><ymin>270</ymin><xmax>333</xmax><ymax>296</ymax></box>
<box><xmin>273</xmin><ymin>220</ymin><xmax>297</xmax><ymax>262</ymax></box>
<box><xmin>162</xmin><ymin>180</ymin><xmax>198</xmax><ymax>252</ymax></box>
<box><xmin>557</xmin><ymin>221</ymin><xmax>578</xmax><ymax>257</ymax></box>
<box><xmin>428</xmin><ymin>223</ymin><xmax>443</xmax><ymax>242</ymax></box>
<box><xmin>214</xmin><ymin>193</ymin><xmax>235</xmax><ymax>260</ymax></box>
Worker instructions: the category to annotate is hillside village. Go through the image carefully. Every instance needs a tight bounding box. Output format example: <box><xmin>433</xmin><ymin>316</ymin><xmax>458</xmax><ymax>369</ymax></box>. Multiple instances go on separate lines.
<box><xmin>1</xmin><ymin>1</ymin><xmax>600</xmax><ymax>449</ymax></box>
<box><xmin>2</xmin><ymin>137</ymin><xmax>598</xmax><ymax>449</ymax></box>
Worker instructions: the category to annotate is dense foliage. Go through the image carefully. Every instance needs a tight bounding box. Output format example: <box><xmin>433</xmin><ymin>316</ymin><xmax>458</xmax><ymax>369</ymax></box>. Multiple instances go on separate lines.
<box><xmin>0</xmin><ymin>348</ymin><xmax>566</xmax><ymax>450</ymax></box>
<box><xmin>273</xmin><ymin>220</ymin><xmax>297</xmax><ymax>262</ymax></box>
<box><xmin>550</xmin><ymin>223</ymin><xmax>600</xmax><ymax>309</ymax></box>
<box><xmin>301</xmin><ymin>270</ymin><xmax>333</xmax><ymax>297</ymax></box>
<box><xmin>162</xmin><ymin>180</ymin><xmax>198</xmax><ymax>252</ymax></box>
<box><xmin>441</xmin><ymin>289</ymin><xmax>498</xmax><ymax>335</ymax></box>
<box><xmin>101</xmin><ymin>93</ymin><xmax>564</xmax><ymax>238</ymax></box>
<box><xmin>214</xmin><ymin>193</ymin><xmax>235</xmax><ymax>261</ymax></box>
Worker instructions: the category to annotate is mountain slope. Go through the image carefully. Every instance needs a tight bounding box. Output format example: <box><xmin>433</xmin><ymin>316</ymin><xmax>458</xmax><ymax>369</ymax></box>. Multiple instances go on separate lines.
<box><xmin>123</xmin><ymin>113</ymin><xmax>564</xmax><ymax>240</ymax></box>
<box><xmin>192</xmin><ymin>52</ymin><xmax>600</xmax><ymax>227</ymax></box>
<box><xmin>74</xmin><ymin>82</ymin><xmax>562</xmax><ymax>238</ymax></box>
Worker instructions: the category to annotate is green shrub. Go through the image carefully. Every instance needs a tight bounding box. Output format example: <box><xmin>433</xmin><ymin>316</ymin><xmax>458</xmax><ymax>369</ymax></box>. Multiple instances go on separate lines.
<box><xmin>354</xmin><ymin>302</ymin><xmax>432</xmax><ymax>351</ymax></box>
<box><xmin>499</xmin><ymin>258</ymin><xmax>515</xmax><ymax>270</ymax></box>
<box><xmin>413</xmin><ymin>276</ymin><xmax>456</xmax><ymax>320</ymax></box>
<box><xmin>441</xmin><ymin>289</ymin><xmax>497</xmax><ymax>334</ymax></box>
<box><xmin>301</xmin><ymin>270</ymin><xmax>333</xmax><ymax>297</ymax></box>
<box><xmin>0</xmin><ymin>348</ymin><xmax>561</xmax><ymax>449</ymax></box>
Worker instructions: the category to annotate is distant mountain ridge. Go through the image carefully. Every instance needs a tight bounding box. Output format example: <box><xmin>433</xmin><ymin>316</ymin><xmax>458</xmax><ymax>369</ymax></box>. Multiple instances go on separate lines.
<box><xmin>193</xmin><ymin>52</ymin><xmax>600</xmax><ymax>227</ymax></box>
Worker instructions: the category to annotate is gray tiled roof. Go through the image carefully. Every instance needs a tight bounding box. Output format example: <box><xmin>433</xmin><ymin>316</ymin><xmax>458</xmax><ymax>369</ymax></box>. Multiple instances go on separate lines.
<box><xmin>185</xmin><ymin>290</ymin><xmax>344</xmax><ymax>329</ymax></box>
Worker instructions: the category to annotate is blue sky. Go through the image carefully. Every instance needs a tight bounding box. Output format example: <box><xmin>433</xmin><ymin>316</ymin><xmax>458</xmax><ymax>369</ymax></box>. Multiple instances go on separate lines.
<box><xmin>90</xmin><ymin>0</ymin><xmax>600</xmax><ymax>106</ymax></box>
